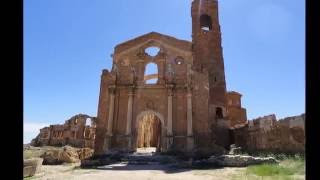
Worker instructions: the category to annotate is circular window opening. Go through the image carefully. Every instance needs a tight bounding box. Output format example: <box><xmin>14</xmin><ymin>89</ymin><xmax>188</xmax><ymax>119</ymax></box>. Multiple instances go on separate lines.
<box><xmin>175</xmin><ymin>57</ymin><xmax>184</xmax><ymax>65</ymax></box>
<box><xmin>145</xmin><ymin>47</ymin><xmax>160</xmax><ymax>57</ymax></box>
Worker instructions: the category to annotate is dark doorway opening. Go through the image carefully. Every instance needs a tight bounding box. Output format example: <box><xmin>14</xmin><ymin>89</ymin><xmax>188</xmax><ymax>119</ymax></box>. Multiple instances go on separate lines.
<box><xmin>216</xmin><ymin>107</ymin><xmax>223</xmax><ymax>119</ymax></box>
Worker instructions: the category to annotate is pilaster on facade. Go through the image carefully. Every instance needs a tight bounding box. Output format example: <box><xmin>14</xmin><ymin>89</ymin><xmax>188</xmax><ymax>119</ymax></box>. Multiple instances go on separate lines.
<box><xmin>126</xmin><ymin>86</ymin><xmax>135</xmax><ymax>136</ymax></box>
<box><xmin>167</xmin><ymin>85</ymin><xmax>174</xmax><ymax>136</ymax></box>
<box><xmin>106</xmin><ymin>85</ymin><xmax>116</xmax><ymax>136</ymax></box>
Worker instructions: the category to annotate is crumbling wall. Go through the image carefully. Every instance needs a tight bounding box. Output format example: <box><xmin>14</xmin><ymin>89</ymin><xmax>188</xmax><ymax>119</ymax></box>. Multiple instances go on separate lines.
<box><xmin>31</xmin><ymin>114</ymin><xmax>97</xmax><ymax>149</ymax></box>
<box><xmin>226</xmin><ymin>91</ymin><xmax>247</xmax><ymax>128</ymax></box>
<box><xmin>233</xmin><ymin>114</ymin><xmax>305</xmax><ymax>153</ymax></box>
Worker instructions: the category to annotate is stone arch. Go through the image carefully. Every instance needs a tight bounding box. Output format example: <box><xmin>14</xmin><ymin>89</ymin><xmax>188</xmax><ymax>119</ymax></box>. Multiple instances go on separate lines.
<box><xmin>134</xmin><ymin>110</ymin><xmax>166</xmax><ymax>152</ymax></box>
<box><xmin>136</xmin><ymin>110</ymin><xmax>165</xmax><ymax>127</ymax></box>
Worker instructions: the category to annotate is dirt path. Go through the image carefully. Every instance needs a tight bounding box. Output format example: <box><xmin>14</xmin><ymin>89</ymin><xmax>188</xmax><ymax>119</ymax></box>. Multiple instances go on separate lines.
<box><xmin>31</xmin><ymin>162</ymin><xmax>246</xmax><ymax>180</ymax></box>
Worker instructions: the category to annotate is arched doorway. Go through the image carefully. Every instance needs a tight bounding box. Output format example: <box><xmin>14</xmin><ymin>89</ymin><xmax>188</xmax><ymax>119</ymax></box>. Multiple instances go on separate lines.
<box><xmin>135</xmin><ymin>111</ymin><xmax>164</xmax><ymax>153</ymax></box>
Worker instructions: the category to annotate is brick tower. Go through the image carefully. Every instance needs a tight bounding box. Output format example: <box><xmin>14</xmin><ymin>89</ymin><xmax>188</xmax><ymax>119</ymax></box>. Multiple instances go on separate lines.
<box><xmin>191</xmin><ymin>0</ymin><xmax>229</xmax><ymax>148</ymax></box>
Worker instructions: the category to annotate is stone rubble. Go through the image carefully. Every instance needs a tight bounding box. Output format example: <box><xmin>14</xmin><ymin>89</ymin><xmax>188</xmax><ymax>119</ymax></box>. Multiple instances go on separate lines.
<box><xmin>208</xmin><ymin>155</ymin><xmax>278</xmax><ymax>167</ymax></box>
<box><xmin>23</xmin><ymin>158</ymin><xmax>43</xmax><ymax>178</ymax></box>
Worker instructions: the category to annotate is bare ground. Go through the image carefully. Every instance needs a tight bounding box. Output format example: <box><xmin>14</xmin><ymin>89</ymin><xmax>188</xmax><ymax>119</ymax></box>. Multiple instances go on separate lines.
<box><xmin>29</xmin><ymin>162</ymin><xmax>247</xmax><ymax>180</ymax></box>
<box><xmin>24</xmin><ymin>147</ymin><xmax>305</xmax><ymax>180</ymax></box>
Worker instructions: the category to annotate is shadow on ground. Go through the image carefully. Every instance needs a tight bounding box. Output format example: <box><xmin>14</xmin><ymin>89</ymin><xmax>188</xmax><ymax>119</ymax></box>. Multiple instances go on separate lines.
<box><xmin>84</xmin><ymin>162</ymin><xmax>225</xmax><ymax>174</ymax></box>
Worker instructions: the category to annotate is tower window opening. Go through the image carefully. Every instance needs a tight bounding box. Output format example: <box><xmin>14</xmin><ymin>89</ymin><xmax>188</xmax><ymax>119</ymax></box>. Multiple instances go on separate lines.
<box><xmin>216</xmin><ymin>107</ymin><xmax>223</xmax><ymax>119</ymax></box>
<box><xmin>200</xmin><ymin>14</ymin><xmax>212</xmax><ymax>31</ymax></box>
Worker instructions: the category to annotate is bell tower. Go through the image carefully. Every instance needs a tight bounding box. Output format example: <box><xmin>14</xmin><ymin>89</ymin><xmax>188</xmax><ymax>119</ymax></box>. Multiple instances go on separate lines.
<box><xmin>191</xmin><ymin>0</ymin><xmax>228</xmax><ymax>147</ymax></box>
<box><xmin>192</xmin><ymin>0</ymin><xmax>227</xmax><ymax>110</ymax></box>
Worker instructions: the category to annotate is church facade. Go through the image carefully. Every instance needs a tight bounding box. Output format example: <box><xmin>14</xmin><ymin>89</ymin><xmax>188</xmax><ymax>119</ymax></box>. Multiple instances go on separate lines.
<box><xmin>93</xmin><ymin>0</ymin><xmax>247</xmax><ymax>155</ymax></box>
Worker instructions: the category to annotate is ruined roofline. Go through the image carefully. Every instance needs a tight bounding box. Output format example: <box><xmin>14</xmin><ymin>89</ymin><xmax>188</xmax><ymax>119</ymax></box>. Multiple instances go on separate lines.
<box><xmin>248</xmin><ymin>113</ymin><xmax>305</xmax><ymax>123</ymax></box>
<box><xmin>227</xmin><ymin>91</ymin><xmax>242</xmax><ymax>96</ymax></box>
<box><xmin>114</xmin><ymin>32</ymin><xmax>192</xmax><ymax>55</ymax></box>
<box><xmin>277</xmin><ymin>113</ymin><xmax>305</xmax><ymax>121</ymax></box>
<box><xmin>191</xmin><ymin>0</ymin><xmax>218</xmax><ymax>7</ymax></box>
<box><xmin>248</xmin><ymin>114</ymin><xmax>277</xmax><ymax>122</ymax></box>
<box><xmin>39</xmin><ymin>113</ymin><xmax>96</xmax><ymax>130</ymax></box>
<box><xmin>229</xmin><ymin>122</ymin><xmax>248</xmax><ymax>130</ymax></box>
<box><xmin>68</xmin><ymin>113</ymin><xmax>93</xmax><ymax>119</ymax></box>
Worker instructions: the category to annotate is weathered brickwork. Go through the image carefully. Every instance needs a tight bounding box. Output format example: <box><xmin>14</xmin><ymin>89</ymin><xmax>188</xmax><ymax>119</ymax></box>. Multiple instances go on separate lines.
<box><xmin>28</xmin><ymin>1</ymin><xmax>305</xmax><ymax>157</ymax></box>
<box><xmin>227</xmin><ymin>91</ymin><xmax>247</xmax><ymax>128</ymax></box>
<box><xmin>31</xmin><ymin>114</ymin><xmax>97</xmax><ymax>148</ymax></box>
<box><xmin>233</xmin><ymin>114</ymin><xmax>305</xmax><ymax>153</ymax></box>
<box><xmin>93</xmin><ymin>0</ymin><xmax>249</xmax><ymax>156</ymax></box>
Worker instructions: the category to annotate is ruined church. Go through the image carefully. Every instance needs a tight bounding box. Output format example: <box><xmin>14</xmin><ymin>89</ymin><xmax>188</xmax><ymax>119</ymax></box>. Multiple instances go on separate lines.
<box><xmin>93</xmin><ymin>0</ymin><xmax>247</xmax><ymax>156</ymax></box>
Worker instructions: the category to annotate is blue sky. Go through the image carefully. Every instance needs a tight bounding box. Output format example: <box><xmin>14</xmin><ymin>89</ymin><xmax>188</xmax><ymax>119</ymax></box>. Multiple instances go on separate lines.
<box><xmin>24</xmin><ymin>0</ymin><xmax>305</xmax><ymax>143</ymax></box>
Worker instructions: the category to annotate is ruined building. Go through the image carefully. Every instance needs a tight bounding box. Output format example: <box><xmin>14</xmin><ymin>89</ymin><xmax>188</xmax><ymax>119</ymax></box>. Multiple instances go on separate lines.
<box><xmin>232</xmin><ymin>114</ymin><xmax>305</xmax><ymax>153</ymax></box>
<box><xmin>226</xmin><ymin>91</ymin><xmax>247</xmax><ymax>128</ymax></box>
<box><xmin>94</xmin><ymin>0</ymin><xmax>248</xmax><ymax>156</ymax></box>
<box><xmin>31</xmin><ymin>114</ymin><xmax>97</xmax><ymax>148</ymax></box>
<box><xmin>30</xmin><ymin>0</ymin><xmax>304</xmax><ymax>155</ymax></box>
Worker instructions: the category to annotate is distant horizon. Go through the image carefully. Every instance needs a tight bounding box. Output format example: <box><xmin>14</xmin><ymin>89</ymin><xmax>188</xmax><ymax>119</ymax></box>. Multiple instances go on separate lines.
<box><xmin>24</xmin><ymin>0</ymin><xmax>305</xmax><ymax>144</ymax></box>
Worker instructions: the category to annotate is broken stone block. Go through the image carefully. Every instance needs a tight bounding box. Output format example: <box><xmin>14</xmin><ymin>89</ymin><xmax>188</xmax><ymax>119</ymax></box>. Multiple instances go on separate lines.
<box><xmin>229</xmin><ymin>144</ymin><xmax>242</xmax><ymax>155</ymax></box>
<box><xmin>41</xmin><ymin>146</ymin><xmax>93</xmax><ymax>165</ymax></box>
<box><xmin>208</xmin><ymin>154</ymin><xmax>278</xmax><ymax>167</ymax></box>
<box><xmin>23</xmin><ymin>158</ymin><xmax>43</xmax><ymax>178</ymax></box>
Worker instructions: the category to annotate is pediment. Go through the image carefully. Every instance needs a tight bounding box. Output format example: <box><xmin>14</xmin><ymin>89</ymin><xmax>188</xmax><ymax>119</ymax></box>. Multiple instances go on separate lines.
<box><xmin>114</xmin><ymin>32</ymin><xmax>192</xmax><ymax>57</ymax></box>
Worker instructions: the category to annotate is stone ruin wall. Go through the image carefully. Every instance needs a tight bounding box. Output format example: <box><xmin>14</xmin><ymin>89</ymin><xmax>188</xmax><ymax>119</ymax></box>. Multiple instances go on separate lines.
<box><xmin>233</xmin><ymin>114</ymin><xmax>305</xmax><ymax>153</ymax></box>
<box><xmin>31</xmin><ymin>114</ymin><xmax>97</xmax><ymax>149</ymax></box>
<box><xmin>226</xmin><ymin>91</ymin><xmax>247</xmax><ymax>129</ymax></box>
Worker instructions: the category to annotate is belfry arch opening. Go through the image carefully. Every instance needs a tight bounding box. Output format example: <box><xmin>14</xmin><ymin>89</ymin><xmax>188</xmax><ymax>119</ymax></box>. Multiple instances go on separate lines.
<box><xmin>200</xmin><ymin>14</ymin><xmax>212</xmax><ymax>31</ymax></box>
<box><xmin>144</xmin><ymin>62</ymin><xmax>158</xmax><ymax>84</ymax></box>
<box><xmin>136</xmin><ymin>112</ymin><xmax>162</xmax><ymax>153</ymax></box>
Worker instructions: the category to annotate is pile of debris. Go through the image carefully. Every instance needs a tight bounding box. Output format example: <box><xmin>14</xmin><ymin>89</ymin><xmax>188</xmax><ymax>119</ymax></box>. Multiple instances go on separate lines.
<box><xmin>23</xmin><ymin>158</ymin><xmax>43</xmax><ymax>178</ymax></box>
<box><xmin>41</xmin><ymin>145</ymin><xmax>94</xmax><ymax>165</ymax></box>
<box><xmin>81</xmin><ymin>145</ymin><xmax>278</xmax><ymax>168</ymax></box>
